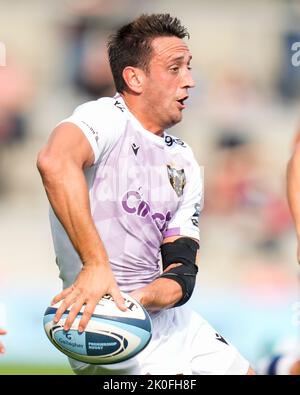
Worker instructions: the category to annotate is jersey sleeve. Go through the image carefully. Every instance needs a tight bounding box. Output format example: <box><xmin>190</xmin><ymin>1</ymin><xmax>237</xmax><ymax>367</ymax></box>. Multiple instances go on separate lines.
<box><xmin>56</xmin><ymin>99</ymin><xmax>126</xmax><ymax>164</ymax></box>
<box><xmin>163</xmin><ymin>160</ymin><xmax>203</xmax><ymax>242</ymax></box>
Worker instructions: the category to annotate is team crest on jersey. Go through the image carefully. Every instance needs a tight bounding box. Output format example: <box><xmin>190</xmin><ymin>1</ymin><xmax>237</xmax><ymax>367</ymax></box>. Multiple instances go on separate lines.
<box><xmin>167</xmin><ymin>165</ymin><xmax>186</xmax><ymax>197</ymax></box>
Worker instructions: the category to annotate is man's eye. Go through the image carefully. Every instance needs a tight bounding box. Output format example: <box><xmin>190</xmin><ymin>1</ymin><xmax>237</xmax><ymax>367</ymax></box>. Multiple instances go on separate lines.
<box><xmin>170</xmin><ymin>66</ymin><xmax>179</xmax><ymax>72</ymax></box>
<box><xmin>188</xmin><ymin>66</ymin><xmax>192</xmax><ymax>70</ymax></box>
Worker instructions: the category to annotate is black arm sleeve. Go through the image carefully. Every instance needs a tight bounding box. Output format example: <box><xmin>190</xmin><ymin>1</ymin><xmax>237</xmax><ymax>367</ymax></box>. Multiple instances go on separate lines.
<box><xmin>160</xmin><ymin>237</ymin><xmax>199</xmax><ymax>307</ymax></box>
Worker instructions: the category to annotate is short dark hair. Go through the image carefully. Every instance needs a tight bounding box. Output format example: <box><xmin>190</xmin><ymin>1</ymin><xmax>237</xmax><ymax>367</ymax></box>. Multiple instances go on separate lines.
<box><xmin>107</xmin><ymin>13</ymin><xmax>190</xmax><ymax>93</ymax></box>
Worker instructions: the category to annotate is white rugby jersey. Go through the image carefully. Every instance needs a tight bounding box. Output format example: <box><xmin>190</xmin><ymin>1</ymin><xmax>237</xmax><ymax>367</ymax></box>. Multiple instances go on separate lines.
<box><xmin>50</xmin><ymin>94</ymin><xmax>203</xmax><ymax>292</ymax></box>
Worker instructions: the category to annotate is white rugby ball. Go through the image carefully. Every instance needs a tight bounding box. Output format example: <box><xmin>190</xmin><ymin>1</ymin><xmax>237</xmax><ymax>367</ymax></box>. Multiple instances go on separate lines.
<box><xmin>43</xmin><ymin>292</ymin><xmax>152</xmax><ymax>364</ymax></box>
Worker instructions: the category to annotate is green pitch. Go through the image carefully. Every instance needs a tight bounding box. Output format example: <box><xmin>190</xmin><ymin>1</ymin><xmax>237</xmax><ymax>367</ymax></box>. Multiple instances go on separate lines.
<box><xmin>0</xmin><ymin>364</ymin><xmax>74</xmax><ymax>375</ymax></box>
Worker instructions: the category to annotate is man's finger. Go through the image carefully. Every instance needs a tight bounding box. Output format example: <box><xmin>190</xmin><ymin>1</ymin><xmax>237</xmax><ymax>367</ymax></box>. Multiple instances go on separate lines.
<box><xmin>51</xmin><ymin>286</ymin><xmax>74</xmax><ymax>305</ymax></box>
<box><xmin>78</xmin><ymin>301</ymin><xmax>98</xmax><ymax>333</ymax></box>
<box><xmin>63</xmin><ymin>297</ymin><xmax>85</xmax><ymax>331</ymax></box>
<box><xmin>111</xmin><ymin>288</ymin><xmax>127</xmax><ymax>311</ymax></box>
<box><xmin>0</xmin><ymin>329</ymin><xmax>7</xmax><ymax>335</ymax></box>
<box><xmin>54</xmin><ymin>292</ymin><xmax>78</xmax><ymax>323</ymax></box>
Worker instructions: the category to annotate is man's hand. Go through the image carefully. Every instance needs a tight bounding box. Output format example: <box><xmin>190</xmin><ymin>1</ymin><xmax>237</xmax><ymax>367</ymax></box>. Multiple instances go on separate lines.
<box><xmin>51</xmin><ymin>264</ymin><xmax>126</xmax><ymax>332</ymax></box>
<box><xmin>0</xmin><ymin>328</ymin><xmax>7</xmax><ymax>354</ymax></box>
<box><xmin>297</xmin><ymin>242</ymin><xmax>300</xmax><ymax>265</ymax></box>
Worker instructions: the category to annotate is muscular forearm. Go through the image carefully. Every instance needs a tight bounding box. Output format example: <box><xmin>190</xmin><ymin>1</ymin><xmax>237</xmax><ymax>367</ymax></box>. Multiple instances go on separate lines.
<box><xmin>39</xmin><ymin>160</ymin><xmax>108</xmax><ymax>267</ymax></box>
<box><xmin>131</xmin><ymin>276</ymin><xmax>183</xmax><ymax>311</ymax></box>
<box><xmin>133</xmin><ymin>238</ymin><xmax>200</xmax><ymax>311</ymax></box>
<box><xmin>287</xmin><ymin>151</ymin><xmax>300</xmax><ymax>241</ymax></box>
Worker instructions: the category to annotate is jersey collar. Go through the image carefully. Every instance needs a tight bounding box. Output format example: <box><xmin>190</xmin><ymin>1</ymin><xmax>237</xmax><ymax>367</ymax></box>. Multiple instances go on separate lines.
<box><xmin>113</xmin><ymin>93</ymin><xmax>165</xmax><ymax>147</ymax></box>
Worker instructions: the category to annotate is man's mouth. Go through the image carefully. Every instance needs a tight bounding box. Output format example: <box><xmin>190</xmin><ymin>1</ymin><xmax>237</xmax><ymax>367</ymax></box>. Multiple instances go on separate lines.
<box><xmin>176</xmin><ymin>96</ymin><xmax>189</xmax><ymax>109</ymax></box>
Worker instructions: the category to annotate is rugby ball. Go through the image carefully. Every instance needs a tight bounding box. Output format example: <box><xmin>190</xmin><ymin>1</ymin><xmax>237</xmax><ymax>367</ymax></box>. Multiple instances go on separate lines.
<box><xmin>43</xmin><ymin>292</ymin><xmax>152</xmax><ymax>364</ymax></box>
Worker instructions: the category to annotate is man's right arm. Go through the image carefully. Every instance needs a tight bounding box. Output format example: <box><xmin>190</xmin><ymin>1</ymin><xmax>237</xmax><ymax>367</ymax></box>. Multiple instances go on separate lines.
<box><xmin>37</xmin><ymin>122</ymin><xmax>125</xmax><ymax>332</ymax></box>
<box><xmin>287</xmin><ymin>131</ymin><xmax>300</xmax><ymax>264</ymax></box>
<box><xmin>0</xmin><ymin>328</ymin><xmax>7</xmax><ymax>354</ymax></box>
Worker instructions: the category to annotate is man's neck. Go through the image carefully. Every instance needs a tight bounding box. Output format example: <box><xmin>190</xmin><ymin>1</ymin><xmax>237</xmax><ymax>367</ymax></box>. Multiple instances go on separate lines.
<box><xmin>120</xmin><ymin>92</ymin><xmax>164</xmax><ymax>136</ymax></box>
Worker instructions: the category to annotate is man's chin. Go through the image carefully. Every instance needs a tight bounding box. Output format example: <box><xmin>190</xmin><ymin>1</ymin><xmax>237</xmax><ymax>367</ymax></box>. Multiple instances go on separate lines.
<box><xmin>164</xmin><ymin>113</ymin><xmax>183</xmax><ymax>129</ymax></box>
<box><xmin>171</xmin><ymin>113</ymin><xmax>183</xmax><ymax>126</ymax></box>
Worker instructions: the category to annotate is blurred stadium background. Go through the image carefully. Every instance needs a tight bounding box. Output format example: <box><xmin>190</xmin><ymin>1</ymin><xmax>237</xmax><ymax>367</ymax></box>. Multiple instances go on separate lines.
<box><xmin>1</xmin><ymin>0</ymin><xmax>300</xmax><ymax>374</ymax></box>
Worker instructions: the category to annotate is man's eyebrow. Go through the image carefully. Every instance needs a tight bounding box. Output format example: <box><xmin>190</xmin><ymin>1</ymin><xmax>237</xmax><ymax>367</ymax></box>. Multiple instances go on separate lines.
<box><xmin>169</xmin><ymin>55</ymin><xmax>193</xmax><ymax>63</ymax></box>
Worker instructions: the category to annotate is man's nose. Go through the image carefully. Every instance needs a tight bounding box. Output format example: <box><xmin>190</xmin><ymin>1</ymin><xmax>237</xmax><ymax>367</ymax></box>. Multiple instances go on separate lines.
<box><xmin>182</xmin><ymin>69</ymin><xmax>195</xmax><ymax>89</ymax></box>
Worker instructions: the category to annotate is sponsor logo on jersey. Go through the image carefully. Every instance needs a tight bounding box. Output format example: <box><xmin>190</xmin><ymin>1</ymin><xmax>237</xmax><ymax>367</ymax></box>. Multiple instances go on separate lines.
<box><xmin>122</xmin><ymin>190</ymin><xmax>171</xmax><ymax>232</ymax></box>
<box><xmin>165</xmin><ymin>135</ymin><xmax>186</xmax><ymax>148</ymax></box>
<box><xmin>191</xmin><ymin>202</ymin><xmax>200</xmax><ymax>227</ymax></box>
<box><xmin>131</xmin><ymin>143</ymin><xmax>140</xmax><ymax>156</ymax></box>
<box><xmin>167</xmin><ymin>165</ymin><xmax>186</xmax><ymax>197</ymax></box>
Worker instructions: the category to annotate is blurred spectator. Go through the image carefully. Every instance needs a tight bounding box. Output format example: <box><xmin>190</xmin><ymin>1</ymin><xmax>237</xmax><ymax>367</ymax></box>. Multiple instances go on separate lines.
<box><xmin>205</xmin><ymin>133</ymin><xmax>292</xmax><ymax>253</ymax></box>
<box><xmin>0</xmin><ymin>63</ymin><xmax>31</xmax><ymax>144</ymax></box>
<box><xmin>278</xmin><ymin>31</ymin><xmax>300</xmax><ymax>101</ymax></box>
<box><xmin>0</xmin><ymin>61</ymin><xmax>32</xmax><ymax>194</ymax></box>
<box><xmin>205</xmin><ymin>134</ymin><xmax>256</xmax><ymax>214</ymax></box>
<box><xmin>74</xmin><ymin>33</ymin><xmax>114</xmax><ymax>99</ymax></box>
<box><xmin>257</xmin><ymin>337</ymin><xmax>300</xmax><ymax>375</ymax></box>
<box><xmin>278</xmin><ymin>2</ymin><xmax>300</xmax><ymax>101</ymax></box>
<box><xmin>62</xmin><ymin>19</ymin><xmax>115</xmax><ymax>100</ymax></box>
<box><xmin>202</xmin><ymin>69</ymin><xmax>263</xmax><ymax>136</ymax></box>
<box><xmin>61</xmin><ymin>2</ymin><xmax>143</xmax><ymax>100</ymax></box>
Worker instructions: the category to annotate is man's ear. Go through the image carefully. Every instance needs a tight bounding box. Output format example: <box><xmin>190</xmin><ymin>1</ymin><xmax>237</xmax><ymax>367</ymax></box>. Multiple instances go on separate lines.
<box><xmin>122</xmin><ymin>67</ymin><xmax>144</xmax><ymax>94</ymax></box>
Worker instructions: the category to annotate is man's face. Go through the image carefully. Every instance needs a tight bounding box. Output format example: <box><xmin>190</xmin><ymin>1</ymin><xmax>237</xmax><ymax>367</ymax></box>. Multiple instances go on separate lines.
<box><xmin>142</xmin><ymin>36</ymin><xmax>195</xmax><ymax>130</ymax></box>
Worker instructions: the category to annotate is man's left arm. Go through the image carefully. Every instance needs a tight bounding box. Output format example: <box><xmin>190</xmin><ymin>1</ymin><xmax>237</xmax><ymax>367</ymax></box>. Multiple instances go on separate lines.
<box><xmin>131</xmin><ymin>152</ymin><xmax>202</xmax><ymax>310</ymax></box>
<box><xmin>130</xmin><ymin>236</ymin><xmax>199</xmax><ymax>311</ymax></box>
